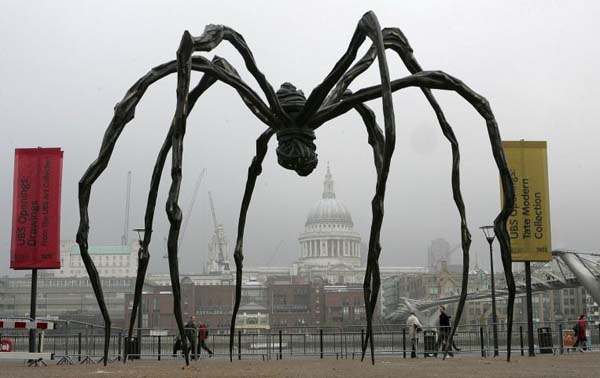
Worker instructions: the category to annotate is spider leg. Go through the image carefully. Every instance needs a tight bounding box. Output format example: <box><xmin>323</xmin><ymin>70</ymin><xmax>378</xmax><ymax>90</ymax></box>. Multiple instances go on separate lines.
<box><xmin>78</xmin><ymin>53</ymin><xmax>277</xmax><ymax>365</ymax></box>
<box><xmin>315</xmin><ymin>71</ymin><xmax>515</xmax><ymax>360</ymax></box>
<box><xmin>77</xmin><ymin>59</ymin><xmax>190</xmax><ymax>366</ymax></box>
<box><xmin>125</xmin><ymin>62</ymin><xmax>221</xmax><ymax>362</ymax></box>
<box><xmin>325</xmin><ymin>12</ymin><xmax>396</xmax><ymax>366</ymax></box>
<box><xmin>297</xmin><ymin>11</ymin><xmax>389</xmax><ymax>125</ymax></box>
<box><xmin>381</xmin><ymin>28</ymin><xmax>474</xmax><ymax>361</ymax></box>
<box><xmin>229</xmin><ymin>128</ymin><xmax>275</xmax><ymax>361</ymax></box>
<box><xmin>163</xmin><ymin>31</ymin><xmax>195</xmax><ymax>366</ymax></box>
<box><xmin>352</xmin><ymin>102</ymin><xmax>384</xmax><ymax>361</ymax></box>
<box><xmin>317</xmin><ymin>28</ymin><xmax>482</xmax><ymax>360</ymax></box>
<box><xmin>192</xmin><ymin>24</ymin><xmax>288</xmax><ymax>124</ymax></box>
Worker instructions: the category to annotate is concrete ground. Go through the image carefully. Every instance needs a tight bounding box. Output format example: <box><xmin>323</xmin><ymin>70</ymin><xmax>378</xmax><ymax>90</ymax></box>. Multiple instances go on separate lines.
<box><xmin>0</xmin><ymin>353</ymin><xmax>598</xmax><ymax>378</ymax></box>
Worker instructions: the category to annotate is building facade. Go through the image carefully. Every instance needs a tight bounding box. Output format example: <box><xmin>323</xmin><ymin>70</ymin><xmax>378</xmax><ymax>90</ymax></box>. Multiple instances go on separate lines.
<box><xmin>56</xmin><ymin>240</ymin><xmax>138</xmax><ymax>278</ymax></box>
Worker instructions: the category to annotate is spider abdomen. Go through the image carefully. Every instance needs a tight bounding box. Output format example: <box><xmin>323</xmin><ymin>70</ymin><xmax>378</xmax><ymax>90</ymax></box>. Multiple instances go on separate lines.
<box><xmin>275</xmin><ymin>82</ymin><xmax>318</xmax><ymax>176</ymax></box>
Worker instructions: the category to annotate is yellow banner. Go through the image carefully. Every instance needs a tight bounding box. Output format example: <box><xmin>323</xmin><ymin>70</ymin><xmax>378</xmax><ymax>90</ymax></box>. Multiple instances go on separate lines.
<box><xmin>501</xmin><ymin>141</ymin><xmax>552</xmax><ymax>262</ymax></box>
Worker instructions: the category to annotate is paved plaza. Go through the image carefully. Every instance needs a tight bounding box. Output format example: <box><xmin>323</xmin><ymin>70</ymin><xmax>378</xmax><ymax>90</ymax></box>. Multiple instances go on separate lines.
<box><xmin>1</xmin><ymin>353</ymin><xmax>598</xmax><ymax>378</ymax></box>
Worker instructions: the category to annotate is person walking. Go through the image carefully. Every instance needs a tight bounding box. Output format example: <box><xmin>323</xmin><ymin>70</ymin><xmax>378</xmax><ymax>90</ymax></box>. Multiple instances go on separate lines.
<box><xmin>172</xmin><ymin>334</ymin><xmax>183</xmax><ymax>357</ymax></box>
<box><xmin>406</xmin><ymin>311</ymin><xmax>423</xmax><ymax>358</ymax></box>
<box><xmin>435</xmin><ymin>306</ymin><xmax>460</xmax><ymax>357</ymax></box>
<box><xmin>197</xmin><ymin>320</ymin><xmax>214</xmax><ymax>357</ymax></box>
<box><xmin>185</xmin><ymin>315</ymin><xmax>198</xmax><ymax>360</ymax></box>
<box><xmin>573</xmin><ymin>314</ymin><xmax>587</xmax><ymax>352</ymax></box>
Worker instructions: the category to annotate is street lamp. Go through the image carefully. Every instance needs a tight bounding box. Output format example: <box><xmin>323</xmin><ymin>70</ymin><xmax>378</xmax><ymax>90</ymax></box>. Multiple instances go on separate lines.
<box><xmin>480</xmin><ymin>225</ymin><xmax>499</xmax><ymax>357</ymax></box>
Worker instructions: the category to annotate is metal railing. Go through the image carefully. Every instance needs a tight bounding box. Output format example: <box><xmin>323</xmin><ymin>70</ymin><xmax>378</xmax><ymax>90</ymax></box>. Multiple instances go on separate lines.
<box><xmin>1</xmin><ymin>318</ymin><xmax>598</xmax><ymax>363</ymax></box>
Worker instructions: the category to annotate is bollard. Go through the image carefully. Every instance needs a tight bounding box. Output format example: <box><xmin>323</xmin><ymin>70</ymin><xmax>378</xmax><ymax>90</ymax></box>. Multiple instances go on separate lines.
<box><xmin>320</xmin><ymin>329</ymin><xmax>323</xmax><ymax>359</ymax></box>
<box><xmin>78</xmin><ymin>332</ymin><xmax>82</xmax><ymax>362</ymax></box>
<box><xmin>520</xmin><ymin>326</ymin><xmax>524</xmax><ymax>356</ymax></box>
<box><xmin>402</xmin><ymin>328</ymin><xmax>406</xmax><ymax>359</ymax></box>
<box><xmin>157</xmin><ymin>335</ymin><xmax>161</xmax><ymax>361</ymax></box>
<box><xmin>279</xmin><ymin>330</ymin><xmax>282</xmax><ymax>360</ymax></box>
<box><xmin>238</xmin><ymin>330</ymin><xmax>242</xmax><ymax>360</ymax></box>
<box><xmin>480</xmin><ymin>327</ymin><xmax>486</xmax><ymax>357</ymax></box>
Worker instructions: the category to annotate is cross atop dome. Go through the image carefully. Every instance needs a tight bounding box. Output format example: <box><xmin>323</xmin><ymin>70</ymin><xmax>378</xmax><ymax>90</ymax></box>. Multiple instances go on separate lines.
<box><xmin>323</xmin><ymin>162</ymin><xmax>335</xmax><ymax>199</ymax></box>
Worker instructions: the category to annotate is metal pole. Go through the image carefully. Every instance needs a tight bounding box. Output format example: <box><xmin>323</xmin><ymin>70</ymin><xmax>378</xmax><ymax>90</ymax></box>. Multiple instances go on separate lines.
<box><xmin>402</xmin><ymin>328</ymin><xmax>406</xmax><ymax>359</ymax></box>
<box><xmin>360</xmin><ymin>328</ymin><xmax>364</xmax><ymax>353</ymax></box>
<box><xmin>65</xmin><ymin>321</ymin><xmax>70</xmax><ymax>358</ymax></box>
<box><xmin>278</xmin><ymin>330</ymin><xmax>282</xmax><ymax>360</ymax></box>
<box><xmin>480</xmin><ymin>327</ymin><xmax>486</xmax><ymax>357</ymax></box>
<box><xmin>238</xmin><ymin>330</ymin><xmax>241</xmax><ymax>360</ymax></box>
<box><xmin>320</xmin><ymin>329</ymin><xmax>323</xmax><ymax>359</ymax></box>
<box><xmin>90</xmin><ymin>325</ymin><xmax>95</xmax><ymax>357</ymax></box>
<box><xmin>488</xmin><ymin>241</ymin><xmax>499</xmax><ymax>357</ymax></box>
<box><xmin>519</xmin><ymin>326</ymin><xmax>524</xmax><ymax>356</ymax></box>
<box><xmin>28</xmin><ymin>268</ymin><xmax>38</xmax><ymax>353</ymax></box>
<box><xmin>157</xmin><ymin>335</ymin><xmax>161</xmax><ymax>361</ymax></box>
<box><xmin>303</xmin><ymin>333</ymin><xmax>306</xmax><ymax>355</ymax></box>
<box><xmin>137</xmin><ymin>295</ymin><xmax>143</xmax><ymax>358</ymax></box>
<box><xmin>525</xmin><ymin>262</ymin><xmax>535</xmax><ymax>356</ymax></box>
<box><xmin>118</xmin><ymin>330</ymin><xmax>122</xmax><ymax>361</ymax></box>
<box><xmin>78</xmin><ymin>332</ymin><xmax>82</xmax><ymax>362</ymax></box>
<box><xmin>597</xmin><ymin>324</ymin><xmax>600</xmax><ymax>350</ymax></box>
<box><xmin>559</xmin><ymin>323</ymin><xmax>563</xmax><ymax>355</ymax></box>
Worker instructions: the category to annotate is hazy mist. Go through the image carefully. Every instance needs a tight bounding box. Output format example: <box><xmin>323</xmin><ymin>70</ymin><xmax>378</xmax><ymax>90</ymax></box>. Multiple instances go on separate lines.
<box><xmin>1</xmin><ymin>0</ymin><xmax>599</xmax><ymax>275</ymax></box>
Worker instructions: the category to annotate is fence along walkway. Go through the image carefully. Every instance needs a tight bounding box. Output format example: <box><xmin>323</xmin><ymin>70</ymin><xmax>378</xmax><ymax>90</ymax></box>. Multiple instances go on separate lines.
<box><xmin>1</xmin><ymin>320</ymin><xmax>599</xmax><ymax>363</ymax></box>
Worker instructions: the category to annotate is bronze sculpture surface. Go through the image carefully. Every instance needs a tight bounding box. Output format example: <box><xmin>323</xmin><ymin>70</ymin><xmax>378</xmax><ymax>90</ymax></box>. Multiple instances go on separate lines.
<box><xmin>77</xmin><ymin>11</ymin><xmax>516</xmax><ymax>366</ymax></box>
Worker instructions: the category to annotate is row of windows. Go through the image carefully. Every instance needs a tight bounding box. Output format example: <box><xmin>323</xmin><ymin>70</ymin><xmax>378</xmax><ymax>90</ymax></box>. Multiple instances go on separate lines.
<box><xmin>5</xmin><ymin>277</ymin><xmax>132</xmax><ymax>288</ymax></box>
<box><xmin>306</xmin><ymin>223</ymin><xmax>353</xmax><ymax>232</ymax></box>
<box><xmin>300</xmin><ymin>239</ymin><xmax>360</xmax><ymax>258</ymax></box>
<box><xmin>60</xmin><ymin>269</ymin><xmax>133</xmax><ymax>277</ymax></box>
<box><xmin>64</xmin><ymin>255</ymin><xmax>131</xmax><ymax>268</ymax></box>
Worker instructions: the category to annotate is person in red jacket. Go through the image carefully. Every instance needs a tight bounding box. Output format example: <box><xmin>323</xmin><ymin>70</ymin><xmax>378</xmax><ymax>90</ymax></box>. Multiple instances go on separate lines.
<box><xmin>574</xmin><ymin>314</ymin><xmax>587</xmax><ymax>352</ymax></box>
<box><xmin>197</xmin><ymin>321</ymin><xmax>214</xmax><ymax>357</ymax></box>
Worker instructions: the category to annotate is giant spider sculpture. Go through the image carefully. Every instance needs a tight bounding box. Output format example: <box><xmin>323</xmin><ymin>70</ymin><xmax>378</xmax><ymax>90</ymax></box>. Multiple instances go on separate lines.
<box><xmin>77</xmin><ymin>11</ymin><xmax>516</xmax><ymax>366</ymax></box>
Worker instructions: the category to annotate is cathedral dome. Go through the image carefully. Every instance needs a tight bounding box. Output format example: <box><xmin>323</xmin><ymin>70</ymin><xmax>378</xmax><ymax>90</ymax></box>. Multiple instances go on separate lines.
<box><xmin>305</xmin><ymin>167</ymin><xmax>354</xmax><ymax>227</ymax></box>
<box><xmin>298</xmin><ymin>165</ymin><xmax>362</xmax><ymax>268</ymax></box>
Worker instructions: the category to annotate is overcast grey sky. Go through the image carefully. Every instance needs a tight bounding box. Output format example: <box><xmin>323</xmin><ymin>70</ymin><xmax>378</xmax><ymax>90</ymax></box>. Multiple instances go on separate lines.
<box><xmin>1</xmin><ymin>0</ymin><xmax>599</xmax><ymax>276</ymax></box>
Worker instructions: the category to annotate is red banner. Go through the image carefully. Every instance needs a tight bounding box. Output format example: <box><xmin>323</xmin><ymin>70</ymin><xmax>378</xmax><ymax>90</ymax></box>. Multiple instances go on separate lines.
<box><xmin>10</xmin><ymin>148</ymin><xmax>63</xmax><ymax>270</ymax></box>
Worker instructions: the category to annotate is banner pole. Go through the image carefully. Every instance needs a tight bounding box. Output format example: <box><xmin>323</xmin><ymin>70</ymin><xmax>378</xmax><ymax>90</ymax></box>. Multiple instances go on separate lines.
<box><xmin>29</xmin><ymin>268</ymin><xmax>38</xmax><ymax>353</ymax></box>
<box><xmin>524</xmin><ymin>262</ymin><xmax>535</xmax><ymax>356</ymax></box>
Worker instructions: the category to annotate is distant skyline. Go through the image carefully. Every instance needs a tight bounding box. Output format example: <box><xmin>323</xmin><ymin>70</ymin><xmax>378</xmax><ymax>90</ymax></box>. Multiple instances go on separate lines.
<box><xmin>2</xmin><ymin>1</ymin><xmax>599</xmax><ymax>276</ymax></box>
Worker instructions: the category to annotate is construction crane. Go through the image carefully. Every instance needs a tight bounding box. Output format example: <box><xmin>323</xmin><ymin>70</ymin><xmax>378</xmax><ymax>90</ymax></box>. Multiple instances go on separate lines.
<box><xmin>208</xmin><ymin>191</ymin><xmax>229</xmax><ymax>272</ymax></box>
<box><xmin>163</xmin><ymin>168</ymin><xmax>206</xmax><ymax>258</ymax></box>
<box><xmin>121</xmin><ymin>171</ymin><xmax>132</xmax><ymax>246</ymax></box>
<box><xmin>180</xmin><ymin>168</ymin><xmax>206</xmax><ymax>243</ymax></box>
<box><xmin>265</xmin><ymin>240</ymin><xmax>285</xmax><ymax>267</ymax></box>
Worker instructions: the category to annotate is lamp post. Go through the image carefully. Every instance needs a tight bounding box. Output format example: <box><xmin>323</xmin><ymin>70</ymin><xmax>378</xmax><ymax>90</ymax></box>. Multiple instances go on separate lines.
<box><xmin>480</xmin><ymin>225</ymin><xmax>499</xmax><ymax>357</ymax></box>
<box><xmin>133</xmin><ymin>228</ymin><xmax>146</xmax><ymax>359</ymax></box>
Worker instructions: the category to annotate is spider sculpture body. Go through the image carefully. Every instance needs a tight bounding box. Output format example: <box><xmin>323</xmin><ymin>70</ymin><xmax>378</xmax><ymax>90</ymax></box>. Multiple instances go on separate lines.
<box><xmin>77</xmin><ymin>11</ymin><xmax>516</xmax><ymax>366</ymax></box>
